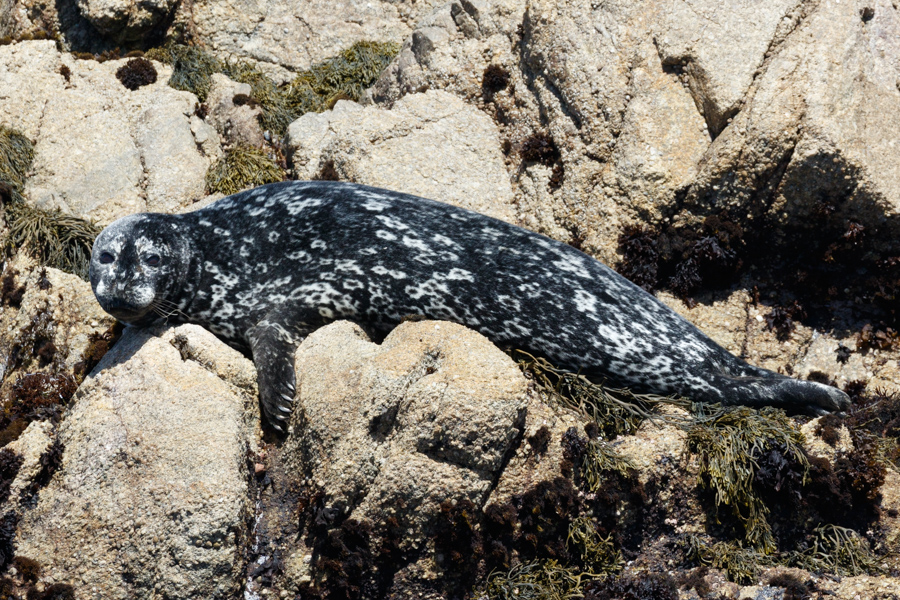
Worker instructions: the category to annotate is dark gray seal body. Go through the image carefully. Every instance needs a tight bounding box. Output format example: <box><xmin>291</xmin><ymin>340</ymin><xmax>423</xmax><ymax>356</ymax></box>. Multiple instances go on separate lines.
<box><xmin>89</xmin><ymin>181</ymin><xmax>849</xmax><ymax>430</ymax></box>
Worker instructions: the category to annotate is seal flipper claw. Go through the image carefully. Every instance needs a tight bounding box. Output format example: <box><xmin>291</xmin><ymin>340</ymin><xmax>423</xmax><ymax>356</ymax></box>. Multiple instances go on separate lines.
<box><xmin>247</xmin><ymin>317</ymin><xmax>306</xmax><ymax>432</ymax></box>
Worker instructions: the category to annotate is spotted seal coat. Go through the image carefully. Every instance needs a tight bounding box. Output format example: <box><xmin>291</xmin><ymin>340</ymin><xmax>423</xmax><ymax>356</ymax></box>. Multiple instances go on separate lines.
<box><xmin>90</xmin><ymin>181</ymin><xmax>850</xmax><ymax>430</ymax></box>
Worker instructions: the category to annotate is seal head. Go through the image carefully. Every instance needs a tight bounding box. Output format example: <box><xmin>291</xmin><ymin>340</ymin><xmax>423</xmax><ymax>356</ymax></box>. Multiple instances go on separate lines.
<box><xmin>90</xmin><ymin>213</ymin><xmax>196</xmax><ymax>327</ymax></box>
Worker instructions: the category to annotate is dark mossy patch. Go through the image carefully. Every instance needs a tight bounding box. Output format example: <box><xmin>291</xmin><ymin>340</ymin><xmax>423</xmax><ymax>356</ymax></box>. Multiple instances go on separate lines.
<box><xmin>115</xmin><ymin>57</ymin><xmax>157</xmax><ymax>90</ymax></box>
<box><xmin>768</xmin><ymin>573</ymin><xmax>811</xmax><ymax>600</ymax></box>
<box><xmin>583</xmin><ymin>572</ymin><xmax>678</xmax><ymax>600</ymax></box>
<box><xmin>13</xmin><ymin>556</ymin><xmax>40</xmax><ymax>583</ymax></box>
<box><xmin>677</xmin><ymin>565</ymin><xmax>711</xmax><ymax>598</ymax></box>
<box><xmin>232</xmin><ymin>93</ymin><xmax>259</xmax><ymax>108</ymax></box>
<box><xmin>482</xmin><ymin>64</ymin><xmax>510</xmax><ymax>100</ymax></box>
<box><xmin>520</xmin><ymin>132</ymin><xmax>560</xmax><ymax>166</ymax></box>
<box><xmin>0</xmin><ymin>374</ymin><xmax>76</xmax><ymax>447</ymax></box>
<box><xmin>72</xmin><ymin>323</ymin><xmax>123</xmax><ymax>383</ymax></box>
<box><xmin>0</xmin><ymin>450</ymin><xmax>23</xmax><ymax>505</ymax></box>
<box><xmin>0</xmin><ymin>513</ymin><xmax>18</xmax><ymax>570</ymax></box>
<box><xmin>205</xmin><ymin>145</ymin><xmax>284</xmax><ymax>195</ymax></box>
<box><xmin>433</xmin><ymin>499</ymin><xmax>483</xmax><ymax>596</ymax></box>
<box><xmin>618</xmin><ymin>214</ymin><xmax>744</xmax><ymax>305</ymax></box>
<box><xmin>26</xmin><ymin>583</ymin><xmax>76</xmax><ymax>600</ymax></box>
<box><xmin>527</xmin><ymin>425</ymin><xmax>551</xmax><ymax>456</ymax></box>
<box><xmin>0</xmin><ymin>268</ymin><xmax>25</xmax><ymax>308</ymax></box>
<box><xmin>814</xmin><ymin>413</ymin><xmax>842</xmax><ymax>446</ymax></box>
<box><xmin>615</xmin><ymin>198</ymin><xmax>900</xmax><ymax>331</ymax></box>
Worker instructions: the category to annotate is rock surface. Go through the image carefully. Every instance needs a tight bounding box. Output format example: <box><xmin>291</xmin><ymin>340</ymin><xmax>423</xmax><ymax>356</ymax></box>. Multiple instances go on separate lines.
<box><xmin>0</xmin><ymin>41</ymin><xmax>220</xmax><ymax>224</ymax></box>
<box><xmin>285</xmin><ymin>91</ymin><xmax>517</xmax><ymax>224</ymax></box>
<box><xmin>13</xmin><ymin>324</ymin><xmax>258</xmax><ymax>599</ymax></box>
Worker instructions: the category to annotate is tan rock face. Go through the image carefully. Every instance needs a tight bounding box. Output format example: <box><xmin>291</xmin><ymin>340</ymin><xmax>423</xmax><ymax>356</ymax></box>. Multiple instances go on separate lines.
<box><xmin>285</xmin><ymin>91</ymin><xmax>517</xmax><ymax>224</ymax></box>
<box><xmin>285</xmin><ymin>320</ymin><xmax>528</xmax><ymax>543</ymax></box>
<box><xmin>13</xmin><ymin>324</ymin><xmax>258</xmax><ymax>599</ymax></box>
<box><xmin>0</xmin><ymin>41</ymin><xmax>220</xmax><ymax>225</ymax></box>
<box><xmin>75</xmin><ymin>0</ymin><xmax>178</xmax><ymax>42</ymax></box>
<box><xmin>0</xmin><ymin>258</ymin><xmax>115</xmax><ymax>382</ymax></box>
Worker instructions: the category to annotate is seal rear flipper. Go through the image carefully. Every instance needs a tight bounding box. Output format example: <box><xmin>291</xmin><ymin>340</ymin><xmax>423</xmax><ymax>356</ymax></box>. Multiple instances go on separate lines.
<box><xmin>713</xmin><ymin>374</ymin><xmax>851</xmax><ymax>416</ymax></box>
<box><xmin>247</xmin><ymin>318</ymin><xmax>305</xmax><ymax>433</ymax></box>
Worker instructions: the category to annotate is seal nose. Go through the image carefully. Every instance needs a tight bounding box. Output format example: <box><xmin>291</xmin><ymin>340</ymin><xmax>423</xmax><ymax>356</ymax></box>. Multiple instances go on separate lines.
<box><xmin>101</xmin><ymin>297</ymin><xmax>145</xmax><ymax>321</ymax></box>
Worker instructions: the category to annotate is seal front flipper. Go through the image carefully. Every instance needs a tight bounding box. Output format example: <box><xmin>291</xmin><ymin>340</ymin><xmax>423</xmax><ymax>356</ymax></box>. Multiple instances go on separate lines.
<box><xmin>247</xmin><ymin>316</ymin><xmax>308</xmax><ymax>433</ymax></box>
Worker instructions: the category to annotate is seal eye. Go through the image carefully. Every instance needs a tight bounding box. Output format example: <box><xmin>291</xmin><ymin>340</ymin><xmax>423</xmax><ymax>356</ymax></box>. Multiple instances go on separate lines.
<box><xmin>145</xmin><ymin>255</ymin><xmax>160</xmax><ymax>266</ymax></box>
<box><xmin>99</xmin><ymin>252</ymin><xmax>114</xmax><ymax>264</ymax></box>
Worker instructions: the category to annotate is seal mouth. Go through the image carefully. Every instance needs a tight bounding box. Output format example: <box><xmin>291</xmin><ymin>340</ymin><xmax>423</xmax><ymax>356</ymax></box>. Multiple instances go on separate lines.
<box><xmin>99</xmin><ymin>298</ymin><xmax>152</xmax><ymax>324</ymax></box>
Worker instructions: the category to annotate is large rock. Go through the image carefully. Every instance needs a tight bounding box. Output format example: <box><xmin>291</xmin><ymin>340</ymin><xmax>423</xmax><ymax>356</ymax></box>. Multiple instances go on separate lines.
<box><xmin>187</xmin><ymin>0</ymin><xmax>441</xmax><ymax>79</ymax></box>
<box><xmin>276</xmin><ymin>320</ymin><xmax>529</xmax><ymax>591</ymax></box>
<box><xmin>684</xmin><ymin>0</ymin><xmax>900</xmax><ymax>238</ymax></box>
<box><xmin>13</xmin><ymin>324</ymin><xmax>258</xmax><ymax>599</ymax></box>
<box><xmin>286</xmin><ymin>91</ymin><xmax>517</xmax><ymax>224</ymax></box>
<box><xmin>0</xmin><ymin>41</ymin><xmax>221</xmax><ymax>225</ymax></box>
<box><xmin>75</xmin><ymin>0</ymin><xmax>178</xmax><ymax>43</ymax></box>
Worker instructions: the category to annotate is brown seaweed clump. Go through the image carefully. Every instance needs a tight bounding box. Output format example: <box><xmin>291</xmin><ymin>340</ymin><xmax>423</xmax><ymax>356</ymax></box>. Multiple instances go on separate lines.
<box><xmin>115</xmin><ymin>57</ymin><xmax>158</xmax><ymax>90</ymax></box>
<box><xmin>205</xmin><ymin>145</ymin><xmax>284</xmax><ymax>195</ymax></box>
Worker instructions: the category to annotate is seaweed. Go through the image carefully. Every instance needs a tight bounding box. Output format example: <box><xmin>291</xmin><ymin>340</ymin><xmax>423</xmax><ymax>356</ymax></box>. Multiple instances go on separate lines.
<box><xmin>149</xmin><ymin>41</ymin><xmax>400</xmax><ymax>136</ymax></box>
<box><xmin>0</xmin><ymin>126</ymin><xmax>34</xmax><ymax>191</ymax></box>
<box><xmin>566</xmin><ymin>516</ymin><xmax>623</xmax><ymax>575</ymax></box>
<box><xmin>1</xmin><ymin>128</ymin><xmax>99</xmax><ymax>280</ymax></box>
<box><xmin>582</xmin><ymin>572</ymin><xmax>678</xmax><ymax>600</ymax></box>
<box><xmin>520</xmin><ymin>133</ymin><xmax>560</xmax><ymax>166</ymax></box>
<box><xmin>483</xmin><ymin>560</ymin><xmax>590</xmax><ymax>600</ymax></box>
<box><xmin>433</xmin><ymin>499</ymin><xmax>482</xmax><ymax>596</ymax></box>
<box><xmin>511</xmin><ymin>350</ymin><xmax>684</xmax><ymax>439</ymax></box>
<box><xmin>765</xmin><ymin>301</ymin><xmax>807</xmax><ymax>340</ymax></box>
<box><xmin>482</xmin><ymin>64</ymin><xmax>510</xmax><ymax>100</ymax></box>
<box><xmin>684</xmin><ymin>535</ymin><xmax>770</xmax><ymax>584</ymax></box>
<box><xmin>0</xmin><ymin>374</ymin><xmax>76</xmax><ymax>447</ymax></box>
<box><xmin>146</xmin><ymin>44</ymin><xmax>221</xmax><ymax>101</ymax></box>
<box><xmin>205</xmin><ymin>145</ymin><xmax>284</xmax><ymax>195</ymax></box>
<box><xmin>786</xmin><ymin>524</ymin><xmax>881</xmax><ymax>576</ymax></box>
<box><xmin>856</xmin><ymin>322</ymin><xmax>898</xmax><ymax>352</ymax></box>
<box><xmin>2</xmin><ymin>198</ymin><xmax>100</xmax><ymax>279</ymax></box>
<box><xmin>687</xmin><ymin>406</ymin><xmax>807</xmax><ymax>552</ymax></box>
<box><xmin>115</xmin><ymin>57</ymin><xmax>157</xmax><ymax>90</ymax></box>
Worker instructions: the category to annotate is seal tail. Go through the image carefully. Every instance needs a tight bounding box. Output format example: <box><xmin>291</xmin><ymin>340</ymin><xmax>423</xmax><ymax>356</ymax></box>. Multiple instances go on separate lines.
<box><xmin>707</xmin><ymin>372</ymin><xmax>850</xmax><ymax>416</ymax></box>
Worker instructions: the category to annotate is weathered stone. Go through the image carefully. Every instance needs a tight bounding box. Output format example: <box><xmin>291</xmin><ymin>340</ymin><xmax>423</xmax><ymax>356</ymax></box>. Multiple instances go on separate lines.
<box><xmin>13</xmin><ymin>324</ymin><xmax>258</xmax><ymax>599</ymax></box>
<box><xmin>0</xmin><ymin>41</ymin><xmax>220</xmax><ymax>224</ymax></box>
<box><xmin>684</xmin><ymin>0</ymin><xmax>900</xmax><ymax>242</ymax></box>
<box><xmin>75</xmin><ymin>0</ymin><xmax>178</xmax><ymax>42</ymax></box>
<box><xmin>285</xmin><ymin>91</ymin><xmax>517</xmax><ymax>224</ymax></box>
<box><xmin>188</xmin><ymin>0</ymin><xmax>440</xmax><ymax>79</ymax></box>
<box><xmin>0</xmin><ymin>257</ymin><xmax>116</xmax><ymax>382</ymax></box>
<box><xmin>283</xmin><ymin>320</ymin><xmax>527</xmax><ymax>554</ymax></box>
<box><xmin>205</xmin><ymin>73</ymin><xmax>266</xmax><ymax>147</ymax></box>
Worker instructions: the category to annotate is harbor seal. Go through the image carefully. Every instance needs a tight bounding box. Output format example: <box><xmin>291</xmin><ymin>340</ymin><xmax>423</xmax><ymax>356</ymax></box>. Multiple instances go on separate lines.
<box><xmin>89</xmin><ymin>181</ymin><xmax>850</xmax><ymax>431</ymax></box>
